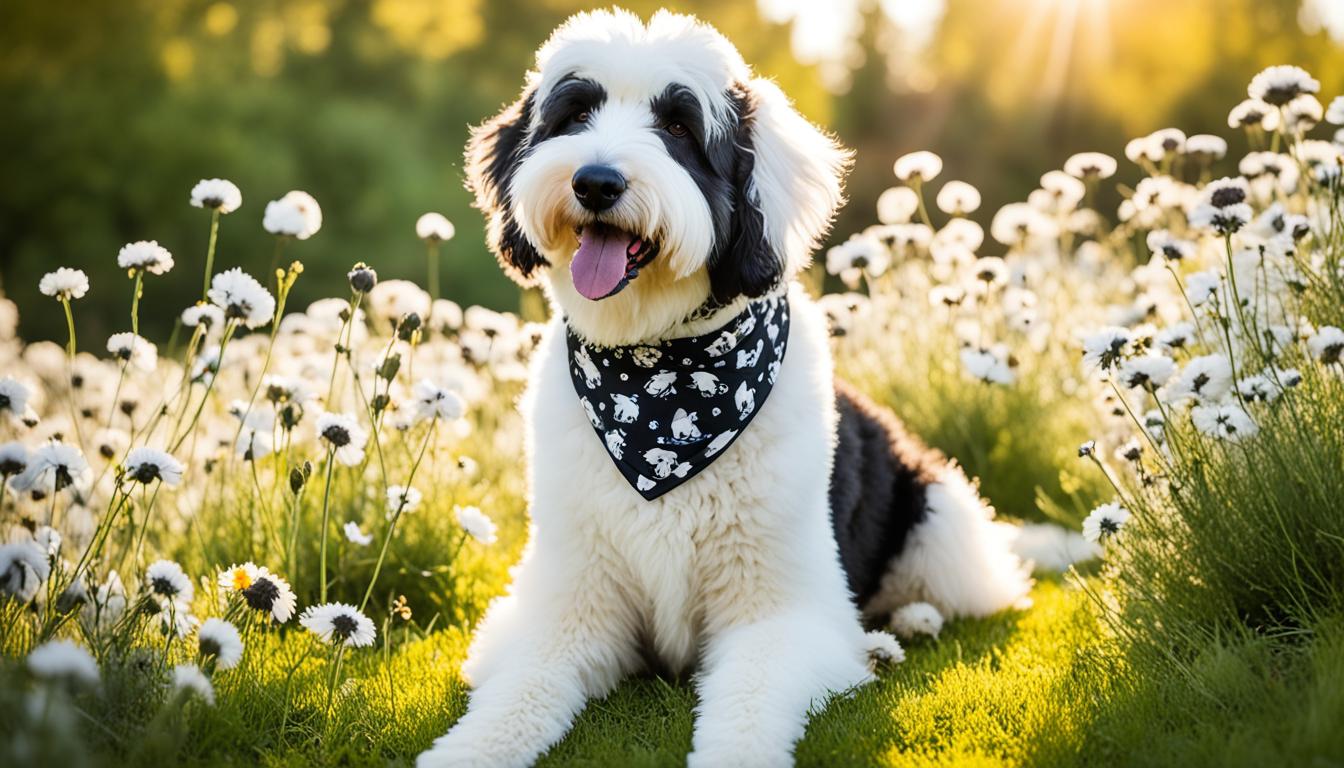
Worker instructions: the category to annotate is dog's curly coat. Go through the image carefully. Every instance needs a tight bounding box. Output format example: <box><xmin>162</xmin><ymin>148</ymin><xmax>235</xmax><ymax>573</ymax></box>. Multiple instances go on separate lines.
<box><xmin>418</xmin><ymin>9</ymin><xmax>1032</xmax><ymax>767</ymax></box>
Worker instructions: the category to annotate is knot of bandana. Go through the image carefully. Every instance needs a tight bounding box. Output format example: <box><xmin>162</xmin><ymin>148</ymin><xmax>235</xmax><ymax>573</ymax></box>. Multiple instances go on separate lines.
<box><xmin>565</xmin><ymin>295</ymin><xmax>791</xmax><ymax>500</ymax></box>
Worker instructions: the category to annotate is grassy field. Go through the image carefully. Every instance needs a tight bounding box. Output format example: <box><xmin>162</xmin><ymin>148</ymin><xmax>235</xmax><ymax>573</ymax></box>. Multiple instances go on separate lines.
<box><xmin>4</xmin><ymin>65</ymin><xmax>1344</xmax><ymax>767</ymax></box>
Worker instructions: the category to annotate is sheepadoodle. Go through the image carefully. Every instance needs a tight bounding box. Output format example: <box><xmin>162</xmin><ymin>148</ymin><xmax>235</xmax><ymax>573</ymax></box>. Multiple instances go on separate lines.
<box><xmin>418</xmin><ymin>9</ymin><xmax>1033</xmax><ymax>767</ymax></box>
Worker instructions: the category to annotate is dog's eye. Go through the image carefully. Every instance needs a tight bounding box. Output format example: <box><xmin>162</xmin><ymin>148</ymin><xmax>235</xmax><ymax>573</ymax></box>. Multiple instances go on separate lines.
<box><xmin>573</xmin><ymin>110</ymin><xmax>591</xmax><ymax>125</ymax></box>
<box><xmin>665</xmin><ymin>121</ymin><xmax>688</xmax><ymax>137</ymax></box>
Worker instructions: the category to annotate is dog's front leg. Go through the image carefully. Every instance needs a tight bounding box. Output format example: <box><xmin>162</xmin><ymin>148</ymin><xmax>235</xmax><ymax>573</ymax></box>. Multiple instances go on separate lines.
<box><xmin>687</xmin><ymin>609</ymin><xmax>873</xmax><ymax>768</ymax></box>
<box><xmin>417</xmin><ymin>554</ymin><xmax>637</xmax><ymax>768</ymax></box>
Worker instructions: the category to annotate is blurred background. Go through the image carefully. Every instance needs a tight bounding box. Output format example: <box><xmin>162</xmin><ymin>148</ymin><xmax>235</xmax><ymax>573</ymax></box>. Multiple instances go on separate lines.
<box><xmin>2</xmin><ymin>0</ymin><xmax>1342</xmax><ymax>342</ymax></box>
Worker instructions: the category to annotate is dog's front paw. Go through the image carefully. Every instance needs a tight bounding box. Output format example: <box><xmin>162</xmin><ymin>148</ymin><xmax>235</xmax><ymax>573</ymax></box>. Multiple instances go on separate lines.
<box><xmin>687</xmin><ymin>745</ymin><xmax>794</xmax><ymax>768</ymax></box>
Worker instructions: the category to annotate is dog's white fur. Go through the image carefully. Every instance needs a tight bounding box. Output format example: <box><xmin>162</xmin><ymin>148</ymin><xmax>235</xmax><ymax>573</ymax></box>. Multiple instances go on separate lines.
<box><xmin>419</xmin><ymin>10</ymin><xmax>1031</xmax><ymax>767</ymax></box>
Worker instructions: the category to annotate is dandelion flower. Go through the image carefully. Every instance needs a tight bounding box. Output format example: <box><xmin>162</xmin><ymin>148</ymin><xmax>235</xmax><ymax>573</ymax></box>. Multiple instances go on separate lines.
<box><xmin>893</xmin><ymin>151</ymin><xmax>942</xmax><ymax>182</ymax></box>
<box><xmin>172</xmin><ymin>664</ymin><xmax>215</xmax><ymax>705</ymax></box>
<box><xmin>1283</xmin><ymin>94</ymin><xmax>1324</xmax><ymax>133</ymax></box>
<box><xmin>411</xmin><ymin>380</ymin><xmax>464</xmax><ymax>423</ymax></box>
<box><xmin>28</xmin><ymin>640</ymin><xmax>99</xmax><ymax>688</ymax></box>
<box><xmin>1185</xmin><ymin>270</ymin><xmax>1223</xmax><ymax>308</ymax></box>
<box><xmin>39</xmin><ymin>268</ymin><xmax>90</xmax><ymax>301</ymax></box>
<box><xmin>0</xmin><ymin>377</ymin><xmax>32</xmax><ymax>419</ymax></box>
<box><xmin>0</xmin><ymin>441</ymin><xmax>28</xmax><ymax>478</ymax></box>
<box><xmin>416</xmin><ymin>212</ymin><xmax>455</xmax><ymax>241</ymax></box>
<box><xmin>1228</xmin><ymin>99</ymin><xmax>1280</xmax><ymax>131</ymax></box>
<box><xmin>123</xmin><ymin>447</ymin><xmax>185</xmax><ymax>486</ymax></box>
<box><xmin>876</xmin><ymin>186</ymin><xmax>919</xmax><ymax>224</ymax></box>
<box><xmin>1248</xmin><ymin>65</ymin><xmax>1319</xmax><ymax>106</ymax></box>
<box><xmin>959</xmin><ymin>347</ymin><xmax>1015</xmax><ymax>385</ymax></box>
<box><xmin>0</xmin><ymin>541</ymin><xmax>50</xmax><ymax>602</ymax></box>
<box><xmin>889</xmin><ymin>602</ymin><xmax>944</xmax><ymax>639</ymax></box>
<box><xmin>1063</xmin><ymin>152</ymin><xmax>1117</xmax><ymax>179</ymax></box>
<box><xmin>1082</xmin><ymin>503</ymin><xmax>1131</xmax><ymax>544</ymax></box>
<box><xmin>116</xmin><ymin>241</ymin><xmax>175</xmax><ymax>275</ymax></box>
<box><xmin>455</xmin><ymin>505</ymin><xmax>497</xmax><ymax>545</ymax></box>
<box><xmin>1308</xmin><ymin>326</ymin><xmax>1344</xmax><ymax>364</ymax></box>
<box><xmin>208</xmin><ymin>268</ymin><xmax>276</xmax><ymax>328</ymax></box>
<box><xmin>1146</xmin><ymin>230</ymin><xmax>1195</xmax><ymax>262</ymax></box>
<box><xmin>386</xmin><ymin>484</ymin><xmax>422</xmax><ymax>515</ymax></box>
<box><xmin>343</xmin><ymin>521</ymin><xmax>373</xmax><ymax>546</ymax></box>
<box><xmin>367</xmin><ymin>280</ymin><xmax>432</xmax><ymax>325</ymax></box>
<box><xmin>1118</xmin><ymin>354</ymin><xmax>1177</xmax><ymax>390</ymax></box>
<box><xmin>990</xmin><ymin>202</ymin><xmax>1058</xmax><ymax>248</ymax></box>
<box><xmin>1185</xmin><ymin>134</ymin><xmax>1228</xmax><ymax>160</ymax></box>
<box><xmin>317</xmin><ymin>412</ymin><xmax>368</xmax><ymax>466</ymax></box>
<box><xmin>299</xmin><ymin>603</ymin><xmax>376</xmax><ymax>647</ymax></box>
<box><xmin>197</xmin><ymin>618</ymin><xmax>243</xmax><ymax>670</ymax></box>
<box><xmin>190</xmin><ymin>178</ymin><xmax>242</xmax><ymax>214</ymax></box>
<box><xmin>11</xmin><ymin>441</ymin><xmax>90</xmax><ymax>495</ymax></box>
<box><xmin>1081</xmin><ymin>327</ymin><xmax>1132</xmax><ymax>372</ymax></box>
<box><xmin>263</xmin><ymin>190</ymin><xmax>322</xmax><ymax>240</ymax></box>
<box><xmin>218</xmin><ymin>562</ymin><xmax>297</xmax><ymax>623</ymax></box>
<box><xmin>825</xmin><ymin>234</ymin><xmax>890</xmax><ymax>285</ymax></box>
<box><xmin>145</xmin><ymin>559</ymin><xmax>194</xmax><ymax>604</ymax></box>
<box><xmin>935</xmin><ymin>181</ymin><xmax>981</xmax><ymax>215</ymax></box>
<box><xmin>1167</xmin><ymin>355</ymin><xmax>1234</xmax><ymax>403</ymax></box>
<box><xmin>1192</xmin><ymin>403</ymin><xmax>1259</xmax><ymax>442</ymax></box>
<box><xmin>106</xmin><ymin>332</ymin><xmax>158</xmax><ymax>372</ymax></box>
<box><xmin>1157</xmin><ymin>322</ymin><xmax>1196</xmax><ymax>352</ymax></box>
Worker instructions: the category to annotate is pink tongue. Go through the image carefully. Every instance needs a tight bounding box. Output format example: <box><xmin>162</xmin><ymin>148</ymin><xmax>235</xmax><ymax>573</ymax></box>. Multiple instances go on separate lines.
<box><xmin>571</xmin><ymin>226</ymin><xmax>630</xmax><ymax>300</ymax></box>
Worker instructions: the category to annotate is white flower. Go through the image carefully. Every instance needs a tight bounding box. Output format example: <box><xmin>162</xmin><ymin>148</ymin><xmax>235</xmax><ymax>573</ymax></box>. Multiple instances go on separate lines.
<box><xmin>1248</xmin><ymin>65</ymin><xmax>1320</xmax><ymax>106</ymax></box>
<box><xmin>1191</xmin><ymin>403</ymin><xmax>1259</xmax><ymax>442</ymax></box>
<box><xmin>416</xmin><ymin>212</ymin><xmax>455</xmax><ymax>241</ymax></box>
<box><xmin>1156</xmin><ymin>322</ymin><xmax>1196</xmax><ymax>352</ymax></box>
<box><xmin>893</xmin><ymin>150</ymin><xmax>942</xmax><ymax>182</ymax></box>
<box><xmin>1078</xmin><ymin>440</ymin><xmax>1096</xmax><ymax>458</ymax></box>
<box><xmin>455</xmin><ymin>505</ymin><xmax>497</xmax><ymax>545</ymax></box>
<box><xmin>0</xmin><ymin>377</ymin><xmax>31</xmax><ymax>418</ymax></box>
<box><xmin>1039</xmin><ymin>171</ymin><xmax>1086</xmax><ymax>210</ymax></box>
<box><xmin>299</xmin><ymin>602</ymin><xmax>376</xmax><ymax>647</ymax></box>
<box><xmin>1063</xmin><ymin>152</ymin><xmax>1117</xmax><ymax>179</ymax></box>
<box><xmin>172</xmin><ymin>664</ymin><xmax>215</xmax><ymax>705</ymax></box>
<box><xmin>11</xmin><ymin>441</ymin><xmax>90</xmax><ymax>495</ymax></box>
<box><xmin>1081</xmin><ymin>327</ymin><xmax>1132</xmax><ymax>371</ymax></box>
<box><xmin>1184</xmin><ymin>270</ymin><xmax>1223</xmax><ymax>308</ymax></box>
<box><xmin>1115</xmin><ymin>439</ymin><xmax>1143</xmax><ymax>463</ymax></box>
<box><xmin>1167</xmin><ymin>355</ymin><xmax>1234</xmax><ymax>403</ymax></box>
<box><xmin>1185</xmin><ymin>134</ymin><xmax>1227</xmax><ymax>159</ymax></box>
<box><xmin>317</xmin><ymin>412</ymin><xmax>368</xmax><ymax>466</ymax></box>
<box><xmin>990</xmin><ymin>202</ymin><xmax>1058</xmax><ymax>248</ymax></box>
<box><xmin>826</xmin><ymin>234</ymin><xmax>890</xmax><ymax>286</ymax></box>
<box><xmin>1308</xmin><ymin>326</ymin><xmax>1344</xmax><ymax>364</ymax></box>
<box><xmin>876</xmin><ymin>186</ymin><xmax>919</xmax><ymax>224</ymax></box>
<box><xmin>367</xmin><ymin>280</ymin><xmax>432</xmax><ymax>325</ymax></box>
<box><xmin>1190</xmin><ymin>202</ymin><xmax>1252</xmax><ymax>235</ymax></box>
<box><xmin>1228</xmin><ymin>99</ymin><xmax>1280</xmax><ymax>130</ymax></box>
<box><xmin>116</xmin><ymin>241</ymin><xmax>175</xmax><ymax>275</ymax></box>
<box><xmin>263</xmin><ymin>190</ymin><xmax>322</xmax><ymax>239</ymax></box>
<box><xmin>106</xmin><ymin>332</ymin><xmax>158</xmax><ymax>372</ymax></box>
<box><xmin>28</xmin><ymin>640</ymin><xmax>99</xmax><ymax>687</ymax></box>
<box><xmin>386</xmin><ymin>484</ymin><xmax>422</xmax><ymax>515</ymax></box>
<box><xmin>190</xmin><ymin>178</ymin><xmax>242</xmax><ymax>214</ymax></box>
<box><xmin>343</xmin><ymin>521</ymin><xmax>373</xmax><ymax>546</ymax></box>
<box><xmin>960</xmin><ymin>347</ymin><xmax>1015</xmax><ymax>385</ymax></box>
<box><xmin>0</xmin><ymin>442</ymin><xmax>28</xmax><ymax>478</ymax></box>
<box><xmin>1082</xmin><ymin>503</ymin><xmax>1131</xmax><ymax>544</ymax></box>
<box><xmin>889</xmin><ymin>602</ymin><xmax>944</xmax><ymax>639</ymax></box>
<box><xmin>935</xmin><ymin>181</ymin><xmax>981</xmax><ymax>215</ymax></box>
<box><xmin>182</xmin><ymin>303</ymin><xmax>225</xmax><ymax>330</ymax></box>
<box><xmin>1145</xmin><ymin>230</ymin><xmax>1195</xmax><ymax>262</ymax></box>
<box><xmin>1118</xmin><ymin>355</ymin><xmax>1177</xmax><ymax>390</ymax></box>
<box><xmin>145</xmin><ymin>559</ymin><xmax>193</xmax><ymax>604</ymax></box>
<box><xmin>208</xmin><ymin>268</ymin><xmax>276</xmax><ymax>328</ymax></box>
<box><xmin>39</xmin><ymin>268</ymin><xmax>90</xmax><ymax>301</ymax></box>
<box><xmin>84</xmin><ymin>571</ymin><xmax>127</xmax><ymax>629</ymax></box>
<box><xmin>0</xmin><ymin>541</ymin><xmax>50</xmax><ymax>602</ymax></box>
<box><xmin>123</xmin><ymin>447</ymin><xmax>185</xmax><ymax>486</ymax></box>
<box><xmin>1237</xmin><ymin>374</ymin><xmax>1279</xmax><ymax>403</ymax></box>
<box><xmin>1323</xmin><ymin>95</ymin><xmax>1344</xmax><ymax>126</ymax></box>
<box><xmin>411</xmin><ymin>380</ymin><xmax>465</xmax><ymax>423</ymax></box>
<box><xmin>218</xmin><ymin>562</ymin><xmax>296</xmax><ymax>623</ymax></box>
<box><xmin>1283</xmin><ymin>94</ymin><xmax>1324</xmax><ymax>133</ymax></box>
<box><xmin>198</xmin><ymin>618</ymin><xmax>243</xmax><ymax>670</ymax></box>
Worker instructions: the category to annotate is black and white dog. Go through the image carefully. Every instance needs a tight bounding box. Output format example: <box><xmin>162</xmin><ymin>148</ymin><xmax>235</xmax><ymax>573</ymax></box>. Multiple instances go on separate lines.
<box><xmin>419</xmin><ymin>9</ymin><xmax>1031</xmax><ymax>767</ymax></box>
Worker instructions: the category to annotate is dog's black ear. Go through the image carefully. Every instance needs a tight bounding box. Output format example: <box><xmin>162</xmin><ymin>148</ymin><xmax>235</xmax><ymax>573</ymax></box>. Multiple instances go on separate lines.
<box><xmin>710</xmin><ymin>79</ymin><xmax>851</xmax><ymax>304</ymax></box>
<box><xmin>707</xmin><ymin>86</ymin><xmax>779</xmax><ymax>304</ymax></box>
<box><xmin>465</xmin><ymin>83</ymin><xmax>547</xmax><ymax>284</ymax></box>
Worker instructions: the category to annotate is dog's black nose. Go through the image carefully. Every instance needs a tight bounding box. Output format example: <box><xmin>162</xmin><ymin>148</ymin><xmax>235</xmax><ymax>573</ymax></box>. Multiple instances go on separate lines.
<box><xmin>572</xmin><ymin>165</ymin><xmax>626</xmax><ymax>212</ymax></box>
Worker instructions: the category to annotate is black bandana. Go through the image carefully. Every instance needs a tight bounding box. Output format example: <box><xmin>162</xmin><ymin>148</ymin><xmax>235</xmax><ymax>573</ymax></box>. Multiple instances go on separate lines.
<box><xmin>565</xmin><ymin>295</ymin><xmax>791</xmax><ymax>500</ymax></box>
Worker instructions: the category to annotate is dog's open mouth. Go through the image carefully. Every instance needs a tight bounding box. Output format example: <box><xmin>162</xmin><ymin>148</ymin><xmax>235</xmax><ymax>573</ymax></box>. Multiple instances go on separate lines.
<box><xmin>570</xmin><ymin>223</ymin><xmax>657</xmax><ymax>301</ymax></box>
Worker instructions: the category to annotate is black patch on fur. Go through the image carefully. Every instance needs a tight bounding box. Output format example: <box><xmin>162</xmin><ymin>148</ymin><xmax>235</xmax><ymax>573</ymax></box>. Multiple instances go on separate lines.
<box><xmin>707</xmin><ymin>85</ymin><xmax>783</xmax><ymax>305</ymax></box>
<box><xmin>464</xmin><ymin>84</ymin><xmax>547</xmax><ymax>282</ymax></box>
<box><xmin>535</xmin><ymin>76</ymin><xmax>607</xmax><ymax>142</ymax></box>
<box><xmin>829</xmin><ymin>379</ymin><xmax>944</xmax><ymax>606</ymax></box>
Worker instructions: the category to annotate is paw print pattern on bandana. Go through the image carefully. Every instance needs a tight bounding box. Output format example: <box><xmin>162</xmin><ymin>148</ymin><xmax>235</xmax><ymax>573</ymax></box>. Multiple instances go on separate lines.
<box><xmin>566</xmin><ymin>295</ymin><xmax>791</xmax><ymax>500</ymax></box>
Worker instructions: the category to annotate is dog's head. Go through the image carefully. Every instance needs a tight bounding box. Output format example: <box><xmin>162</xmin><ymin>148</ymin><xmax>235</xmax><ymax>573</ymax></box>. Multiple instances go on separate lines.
<box><xmin>466</xmin><ymin>9</ymin><xmax>850</xmax><ymax>345</ymax></box>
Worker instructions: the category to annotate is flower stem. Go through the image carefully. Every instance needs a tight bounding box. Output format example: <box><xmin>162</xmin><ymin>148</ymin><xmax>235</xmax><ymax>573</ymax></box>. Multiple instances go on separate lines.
<box><xmin>318</xmin><ymin>447</ymin><xmax>336</xmax><ymax>603</ymax></box>
<box><xmin>202</xmin><ymin>209</ymin><xmax>220</xmax><ymax>301</ymax></box>
<box><xmin>359</xmin><ymin>418</ymin><xmax>437</xmax><ymax>613</ymax></box>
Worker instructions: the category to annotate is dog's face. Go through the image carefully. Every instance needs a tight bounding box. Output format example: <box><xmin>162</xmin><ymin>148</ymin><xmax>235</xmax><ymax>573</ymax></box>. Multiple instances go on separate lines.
<box><xmin>466</xmin><ymin>9</ymin><xmax>850</xmax><ymax>345</ymax></box>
